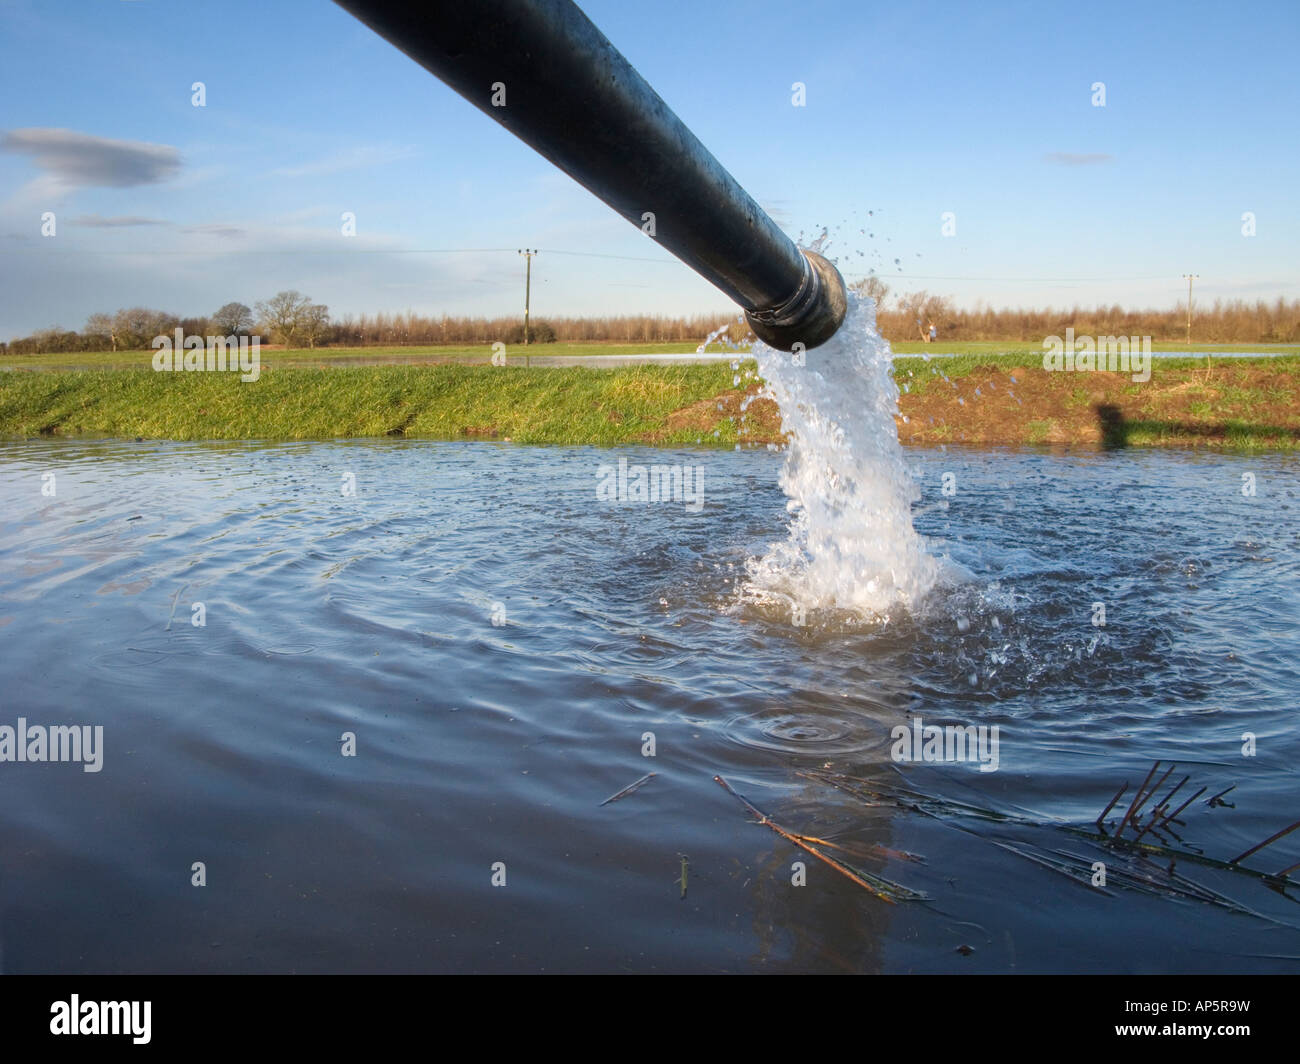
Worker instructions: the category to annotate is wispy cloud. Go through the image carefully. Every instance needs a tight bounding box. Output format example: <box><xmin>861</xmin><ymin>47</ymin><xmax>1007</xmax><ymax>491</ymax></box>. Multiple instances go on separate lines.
<box><xmin>1043</xmin><ymin>152</ymin><xmax>1113</xmax><ymax>166</ymax></box>
<box><xmin>1</xmin><ymin>128</ymin><xmax>181</xmax><ymax>187</ymax></box>
<box><xmin>69</xmin><ymin>215</ymin><xmax>247</xmax><ymax>238</ymax></box>
<box><xmin>269</xmin><ymin>144</ymin><xmax>415</xmax><ymax>179</ymax></box>
<box><xmin>180</xmin><ymin>223</ymin><xmax>246</xmax><ymax>239</ymax></box>
<box><xmin>73</xmin><ymin>214</ymin><xmax>171</xmax><ymax>228</ymax></box>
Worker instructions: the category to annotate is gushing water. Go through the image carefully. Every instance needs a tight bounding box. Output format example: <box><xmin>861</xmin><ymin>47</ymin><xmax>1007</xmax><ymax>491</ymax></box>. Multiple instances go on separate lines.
<box><xmin>740</xmin><ymin>291</ymin><xmax>941</xmax><ymax>622</ymax></box>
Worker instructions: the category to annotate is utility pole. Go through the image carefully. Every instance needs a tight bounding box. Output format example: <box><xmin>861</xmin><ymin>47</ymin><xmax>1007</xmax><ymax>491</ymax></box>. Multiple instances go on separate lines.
<box><xmin>1181</xmin><ymin>273</ymin><xmax>1199</xmax><ymax>344</ymax></box>
<box><xmin>518</xmin><ymin>249</ymin><xmax>537</xmax><ymax>344</ymax></box>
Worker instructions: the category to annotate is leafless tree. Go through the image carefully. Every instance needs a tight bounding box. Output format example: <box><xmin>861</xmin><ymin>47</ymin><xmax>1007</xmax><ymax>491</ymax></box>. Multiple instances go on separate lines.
<box><xmin>255</xmin><ymin>291</ymin><xmax>313</xmax><ymax>347</ymax></box>
<box><xmin>850</xmin><ymin>274</ymin><xmax>890</xmax><ymax>310</ymax></box>
<box><xmin>85</xmin><ymin>312</ymin><xmax>117</xmax><ymax>351</ymax></box>
<box><xmin>112</xmin><ymin>307</ymin><xmax>179</xmax><ymax>349</ymax></box>
<box><xmin>301</xmin><ymin>304</ymin><xmax>332</xmax><ymax>348</ymax></box>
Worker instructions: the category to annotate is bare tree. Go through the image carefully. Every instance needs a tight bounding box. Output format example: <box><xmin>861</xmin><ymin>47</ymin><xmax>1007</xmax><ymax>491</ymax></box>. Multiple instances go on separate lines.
<box><xmin>212</xmin><ymin>302</ymin><xmax>254</xmax><ymax>336</ymax></box>
<box><xmin>301</xmin><ymin>304</ymin><xmax>332</xmax><ymax>349</ymax></box>
<box><xmin>255</xmin><ymin>291</ymin><xmax>312</xmax><ymax>348</ymax></box>
<box><xmin>85</xmin><ymin>312</ymin><xmax>117</xmax><ymax>351</ymax></box>
<box><xmin>113</xmin><ymin>307</ymin><xmax>179</xmax><ymax>349</ymax></box>
<box><xmin>895</xmin><ymin>290</ymin><xmax>931</xmax><ymax>340</ymax></box>
<box><xmin>850</xmin><ymin>274</ymin><xmax>890</xmax><ymax>310</ymax></box>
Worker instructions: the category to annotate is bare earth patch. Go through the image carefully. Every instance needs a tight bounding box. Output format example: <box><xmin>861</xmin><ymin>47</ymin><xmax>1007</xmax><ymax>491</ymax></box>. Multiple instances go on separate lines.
<box><xmin>649</xmin><ymin>383</ymin><xmax>785</xmax><ymax>444</ymax></box>
<box><xmin>896</xmin><ymin>363</ymin><xmax>1300</xmax><ymax>449</ymax></box>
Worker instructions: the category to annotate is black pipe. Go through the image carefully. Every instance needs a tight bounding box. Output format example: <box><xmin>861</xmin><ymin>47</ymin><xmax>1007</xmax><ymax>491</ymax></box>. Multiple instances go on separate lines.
<box><xmin>334</xmin><ymin>0</ymin><xmax>847</xmax><ymax>351</ymax></box>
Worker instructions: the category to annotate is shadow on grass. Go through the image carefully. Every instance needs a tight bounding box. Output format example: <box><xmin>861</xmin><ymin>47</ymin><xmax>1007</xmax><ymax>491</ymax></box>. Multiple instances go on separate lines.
<box><xmin>1097</xmin><ymin>404</ymin><xmax>1300</xmax><ymax>449</ymax></box>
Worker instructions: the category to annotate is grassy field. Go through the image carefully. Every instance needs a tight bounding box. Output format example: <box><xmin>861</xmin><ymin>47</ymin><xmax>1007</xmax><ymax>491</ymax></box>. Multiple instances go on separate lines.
<box><xmin>888</xmin><ymin>340</ymin><xmax>1300</xmax><ymax>356</ymax></box>
<box><xmin>2</xmin><ymin>354</ymin><xmax>1297</xmax><ymax>451</ymax></box>
<box><xmin>5</xmin><ymin>339</ymin><xmax>1297</xmax><ymax>371</ymax></box>
<box><xmin>0</xmin><ymin>341</ymin><xmax>722</xmax><ymax>371</ymax></box>
<box><xmin>0</xmin><ymin>363</ymin><xmax>763</xmax><ymax>446</ymax></box>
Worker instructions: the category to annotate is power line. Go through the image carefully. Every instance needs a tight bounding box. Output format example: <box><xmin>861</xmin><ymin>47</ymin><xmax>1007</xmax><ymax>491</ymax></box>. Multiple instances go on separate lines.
<box><xmin>12</xmin><ymin>243</ymin><xmax>1227</xmax><ymax>288</ymax></box>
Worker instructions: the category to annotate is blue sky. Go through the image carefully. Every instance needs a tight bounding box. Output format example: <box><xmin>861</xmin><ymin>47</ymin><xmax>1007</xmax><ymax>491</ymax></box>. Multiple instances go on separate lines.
<box><xmin>0</xmin><ymin>0</ymin><xmax>1296</xmax><ymax>340</ymax></box>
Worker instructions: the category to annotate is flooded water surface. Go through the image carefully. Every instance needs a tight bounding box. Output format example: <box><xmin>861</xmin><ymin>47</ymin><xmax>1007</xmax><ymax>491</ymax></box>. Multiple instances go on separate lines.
<box><xmin>2</xmin><ymin>430</ymin><xmax>1298</xmax><ymax>973</ymax></box>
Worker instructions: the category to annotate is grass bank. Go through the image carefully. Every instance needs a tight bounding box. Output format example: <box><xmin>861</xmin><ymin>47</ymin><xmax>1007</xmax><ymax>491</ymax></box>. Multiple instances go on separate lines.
<box><xmin>7</xmin><ymin>340</ymin><xmax>1298</xmax><ymax>372</ymax></box>
<box><xmin>2</xmin><ymin>356</ymin><xmax>1297</xmax><ymax>451</ymax></box>
<box><xmin>0</xmin><ymin>363</ymin><xmax>769</xmax><ymax>446</ymax></box>
<box><xmin>890</xmin><ymin>340</ymin><xmax>1300</xmax><ymax>356</ymax></box>
<box><xmin>894</xmin><ymin>354</ymin><xmax>1300</xmax><ymax>450</ymax></box>
<box><xmin>0</xmin><ymin>341</ymin><xmax>717</xmax><ymax>372</ymax></box>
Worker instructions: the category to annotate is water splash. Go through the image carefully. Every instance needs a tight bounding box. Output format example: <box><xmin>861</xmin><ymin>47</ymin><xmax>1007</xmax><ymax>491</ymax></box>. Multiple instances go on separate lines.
<box><xmin>696</xmin><ymin>315</ymin><xmax>751</xmax><ymax>355</ymax></box>
<box><xmin>740</xmin><ymin>291</ymin><xmax>941</xmax><ymax>623</ymax></box>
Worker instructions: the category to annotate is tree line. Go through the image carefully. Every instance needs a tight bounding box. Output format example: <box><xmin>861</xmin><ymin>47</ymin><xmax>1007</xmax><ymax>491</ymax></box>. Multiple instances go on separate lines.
<box><xmin>4</xmin><ymin>285</ymin><xmax>1299</xmax><ymax>354</ymax></box>
<box><xmin>3</xmin><ymin>293</ymin><xmax>332</xmax><ymax>355</ymax></box>
<box><xmin>856</xmin><ymin>279</ymin><xmax>1300</xmax><ymax>344</ymax></box>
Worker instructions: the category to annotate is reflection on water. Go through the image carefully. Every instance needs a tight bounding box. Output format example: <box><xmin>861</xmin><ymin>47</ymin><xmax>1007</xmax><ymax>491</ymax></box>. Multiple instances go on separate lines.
<box><xmin>0</xmin><ymin>438</ymin><xmax>1298</xmax><ymax>972</ymax></box>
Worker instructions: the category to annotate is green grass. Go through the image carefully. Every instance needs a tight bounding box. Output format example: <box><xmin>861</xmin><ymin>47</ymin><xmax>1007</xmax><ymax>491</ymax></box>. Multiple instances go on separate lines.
<box><xmin>1117</xmin><ymin>419</ymin><xmax>1297</xmax><ymax>452</ymax></box>
<box><xmin>890</xmin><ymin>340</ymin><xmax>1300</xmax><ymax>356</ymax></box>
<box><xmin>0</xmin><ymin>341</ymin><xmax>727</xmax><ymax>372</ymax></box>
<box><xmin>8</xmin><ymin>340</ymin><xmax>1298</xmax><ymax>372</ymax></box>
<box><xmin>893</xmin><ymin>354</ymin><xmax>1036</xmax><ymax>397</ymax></box>
<box><xmin>0</xmin><ymin>364</ymin><xmax>752</xmax><ymax>446</ymax></box>
<box><xmin>896</xmin><ymin>352</ymin><xmax>1300</xmax><ymax>372</ymax></box>
<box><xmin>1025</xmin><ymin>420</ymin><xmax>1054</xmax><ymax>445</ymax></box>
<box><xmin>895</xmin><ymin>352</ymin><xmax>1300</xmax><ymax>394</ymax></box>
<box><xmin>4</xmin><ymin>353</ymin><xmax>1296</xmax><ymax>450</ymax></box>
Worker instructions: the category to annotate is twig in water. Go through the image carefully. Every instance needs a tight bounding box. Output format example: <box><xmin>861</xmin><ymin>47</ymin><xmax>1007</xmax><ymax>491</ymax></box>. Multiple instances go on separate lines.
<box><xmin>1206</xmin><ymin>785</ymin><xmax>1237</xmax><ymax>808</ymax></box>
<box><xmin>1133</xmin><ymin>786</ymin><xmax>1206</xmax><ymax>843</ymax></box>
<box><xmin>1230</xmin><ymin>819</ymin><xmax>1300</xmax><ymax>866</ymax></box>
<box><xmin>1115</xmin><ymin>761</ymin><xmax>1162</xmax><ymax>839</ymax></box>
<box><xmin>1275</xmin><ymin>858</ymin><xmax>1300</xmax><ymax>880</ymax></box>
<box><xmin>1152</xmin><ymin>773</ymin><xmax>1191</xmax><ymax>819</ymax></box>
<box><xmin>599</xmin><ymin>772</ymin><xmax>656</xmax><ymax>806</ymax></box>
<box><xmin>1147</xmin><ymin>763</ymin><xmax>1178</xmax><ymax>805</ymax></box>
<box><xmin>1096</xmin><ymin>781</ymin><xmax>1129</xmax><ymax>832</ymax></box>
<box><xmin>714</xmin><ymin>775</ymin><xmax>908</xmax><ymax>904</ymax></box>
